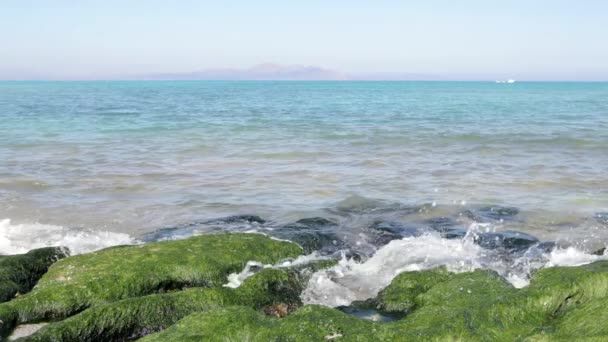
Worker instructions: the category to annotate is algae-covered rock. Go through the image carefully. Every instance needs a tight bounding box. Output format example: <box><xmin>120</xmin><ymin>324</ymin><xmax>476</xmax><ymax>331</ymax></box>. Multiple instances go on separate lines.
<box><xmin>0</xmin><ymin>233</ymin><xmax>302</xmax><ymax>338</ymax></box>
<box><xmin>375</xmin><ymin>267</ymin><xmax>454</xmax><ymax>314</ymax></box>
<box><xmin>140</xmin><ymin>305</ymin><xmax>383</xmax><ymax>342</ymax></box>
<box><xmin>136</xmin><ymin>261</ymin><xmax>608</xmax><ymax>341</ymax></box>
<box><xmin>17</xmin><ymin>268</ymin><xmax>304</xmax><ymax>342</ymax></box>
<box><xmin>0</xmin><ymin>247</ymin><xmax>68</xmax><ymax>303</ymax></box>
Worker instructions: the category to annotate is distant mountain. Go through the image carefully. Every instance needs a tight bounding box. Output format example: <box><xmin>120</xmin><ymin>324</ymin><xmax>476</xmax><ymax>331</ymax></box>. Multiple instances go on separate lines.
<box><xmin>144</xmin><ymin>63</ymin><xmax>348</xmax><ymax>80</ymax></box>
<box><xmin>140</xmin><ymin>63</ymin><xmax>440</xmax><ymax>81</ymax></box>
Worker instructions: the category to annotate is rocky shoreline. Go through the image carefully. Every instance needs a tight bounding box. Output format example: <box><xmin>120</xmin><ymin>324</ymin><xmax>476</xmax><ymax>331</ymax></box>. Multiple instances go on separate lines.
<box><xmin>1</xmin><ymin>231</ymin><xmax>608</xmax><ymax>341</ymax></box>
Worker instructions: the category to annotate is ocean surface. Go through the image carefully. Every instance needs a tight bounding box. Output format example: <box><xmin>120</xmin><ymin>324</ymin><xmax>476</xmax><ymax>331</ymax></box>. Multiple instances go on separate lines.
<box><xmin>1</xmin><ymin>81</ymin><xmax>607</xmax><ymax>305</ymax></box>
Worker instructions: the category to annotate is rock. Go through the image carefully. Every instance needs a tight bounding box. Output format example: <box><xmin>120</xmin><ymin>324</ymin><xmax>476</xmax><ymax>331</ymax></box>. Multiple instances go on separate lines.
<box><xmin>274</xmin><ymin>218</ymin><xmax>342</xmax><ymax>254</ymax></box>
<box><xmin>463</xmin><ymin>205</ymin><xmax>520</xmax><ymax>222</ymax></box>
<box><xmin>141</xmin><ymin>215</ymin><xmax>266</xmax><ymax>242</ymax></box>
<box><xmin>424</xmin><ymin>217</ymin><xmax>459</xmax><ymax>231</ymax></box>
<box><xmin>140</xmin><ymin>226</ymin><xmax>189</xmax><ymax>242</ymax></box>
<box><xmin>596</xmin><ymin>212</ymin><xmax>608</xmax><ymax>225</ymax></box>
<box><xmin>368</xmin><ymin>221</ymin><xmax>429</xmax><ymax>246</ymax></box>
<box><xmin>294</xmin><ymin>217</ymin><xmax>337</xmax><ymax>227</ymax></box>
<box><xmin>110</xmin><ymin>261</ymin><xmax>608</xmax><ymax>341</ymax></box>
<box><xmin>529</xmin><ymin>241</ymin><xmax>557</xmax><ymax>254</ymax></box>
<box><xmin>424</xmin><ymin>217</ymin><xmax>468</xmax><ymax>240</ymax></box>
<box><xmin>18</xmin><ymin>268</ymin><xmax>303</xmax><ymax>342</ymax></box>
<box><xmin>375</xmin><ymin>267</ymin><xmax>453</xmax><ymax>315</ymax></box>
<box><xmin>0</xmin><ymin>247</ymin><xmax>68</xmax><ymax>303</ymax></box>
<box><xmin>592</xmin><ymin>247</ymin><xmax>606</xmax><ymax>256</ymax></box>
<box><xmin>474</xmin><ymin>230</ymin><xmax>539</xmax><ymax>251</ymax></box>
<box><xmin>0</xmin><ymin>233</ymin><xmax>301</xmax><ymax>338</ymax></box>
<box><xmin>205</xmin><ymin>215</ymin><xmax>266</xmax><ymax>225</ymax></box>
<box><xmin>139</xmin><ymin>305</ymin><xmax>378</xmax><ymax>342</ymax></box>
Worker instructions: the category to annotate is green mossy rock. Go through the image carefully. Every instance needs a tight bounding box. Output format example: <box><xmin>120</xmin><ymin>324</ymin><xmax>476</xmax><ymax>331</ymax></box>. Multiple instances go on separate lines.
<box><xmin>139</xmin><ymin>305</ymin><xmax>382</xmax><ymax>342</ymax></box>
<box><xmin>140</xmin><ymin>261</ymin><xmax>608</xmax><ymax>342</ymax></box>
<box><xmin>0</xmin><ymin>233</ymin><xmax>302</xmax><ymax>338</ymax></box>
<box><xmin>17</xmin><ymin>268</ymin><xmax>304</xmax><ymax>342</ymax></box>
<box><xmin>374</xmin><ymin>267</ymin><xmax>454</xmax><ymax>314</ymax></box>
<box><xmin>0</xmin><ymin>247</ymin><xmax>68</xmax><ymax>304</ymax></box>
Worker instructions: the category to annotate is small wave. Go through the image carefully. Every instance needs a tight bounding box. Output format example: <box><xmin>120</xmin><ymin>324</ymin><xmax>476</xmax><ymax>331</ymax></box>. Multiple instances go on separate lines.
<box><xmin>300</xmin><ymin>230</ymin><xmax>606</xmax><ymax>307</ymax></box>
<box><xmin>0</xmin><ymin>218</ymin><xmax>135</xmax><ymax>255</ymax></box>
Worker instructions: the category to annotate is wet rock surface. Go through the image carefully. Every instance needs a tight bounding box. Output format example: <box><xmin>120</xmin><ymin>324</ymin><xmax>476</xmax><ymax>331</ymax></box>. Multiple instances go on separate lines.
<box><xmin>463</xmin><ymin>205</ymin><xmax>520</xmax><ymax>222</ymax></box>
<box><xmin>0</xmin><ymin>247</ymin><xmax>68</xmax><ymax>303</ymax></box>
<box><xmin>0</xmin><ymin>233</ymin><xmax>302</xmax><ymax>340</ymax></box>
<box><xmin>474</xmin><ymin>230</ymin><xmax>539</xmax><ymax>251</ymax></box>
<box><xmin>597</xmin><ymin>212</ymin><xmax>608</xmax><ymax>225</ymax></box>
<box><xmin>138</xmin><ymin>260</ymin><xmax>608</xmax><ymax>342</ymax></box>
<box><xmin>273</xmin><ymin>217</ymin><xmax>342</xmax><ymax>254</ymax></box>
<box><xmin>3</xmin><ymin>200</ymin><xmax>608</xmax><ymax>341</ymax></box>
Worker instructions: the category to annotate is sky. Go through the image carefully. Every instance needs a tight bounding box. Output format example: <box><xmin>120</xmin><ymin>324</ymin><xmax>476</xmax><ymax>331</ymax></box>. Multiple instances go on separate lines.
<box><xmin>1</xmin><ymin>0</ymin><xmax>607</xmax><ymax>80</ymax></box>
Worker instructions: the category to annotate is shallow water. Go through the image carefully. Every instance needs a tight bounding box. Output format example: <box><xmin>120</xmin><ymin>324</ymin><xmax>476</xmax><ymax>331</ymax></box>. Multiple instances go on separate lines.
<box><xmin>1</xmin><ymin>81</ymin><xmax>607</xmax><ymax>305</ymax></box>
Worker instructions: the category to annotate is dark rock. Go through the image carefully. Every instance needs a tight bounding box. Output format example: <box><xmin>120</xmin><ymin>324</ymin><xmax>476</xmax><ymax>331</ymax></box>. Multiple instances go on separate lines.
<box><xmin>474</xmin><ymin>230</ymin><xmax>539</xmax><ymax>251</ymax></box>
<box><xmin>140</xmin><ymin>227</ymin><xmax>188</xmax><ymax>242</ymax></box>
<box><xmin>369</xmin><ymin>221</ymin><xmax>427</xmax><ymax>237</ymax></box>
<box><xmin>424</xmin><ymin>217</ymin><xmax>468</xmax><ymax>239</ymax></box>
<box><xmin>441</xmin><ymin>228</ymin><xmax>468</xmax><ymax>240</ymax></box>
<box><xmin>205</xmin><ymin>215</ymin><xmax>266</xmax><ymax>225</ymax></box>
<box><xmin>294</xmin><ymin>217</ymin><xmax>337</xmax><ymax>227</ymax></box>
<box><xmin>463</xmin><ymin>206</ymin><xmax>520</xmax><ymax>222</ymax></box>
<box><xmin>141</xmin><ymin>215</ymin><xmax>266</xmax><ymax>242</ymax></box>
<box><xmin>592</xmin><ymin>247</ymin><xmax>606</xmax><ymax>256</ymax></box>
<box><xmin>533</xmin><ymin>241</ymin><xmax>557</xmax><ymax>254</ymax></box>
<box><xmin>0</xmin><ymin>247</ymin><xmax>69</xmax><ymax>303</ymax></box>
<box><xmin>275</xmin><ymin>218</ymin><xmax>342</xmax><ymax>254</ymax></box>
<box><xmin>368</xmin><ymin>221</ymin><xmax>429</xmax><ymax>247</ymax></box>
<box><xmin>425</xmin><ymin>217</ymin><xmax>460</xmax><ymax>231</ymax></box>
<box><xmin>596</xmin><ymin>213</ymin><xmax>608</xmax><ymax>225</ymax></box>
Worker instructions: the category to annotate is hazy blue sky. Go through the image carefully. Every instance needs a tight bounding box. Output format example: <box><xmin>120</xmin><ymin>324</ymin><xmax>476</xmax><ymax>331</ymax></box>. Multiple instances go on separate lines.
<box><xmin>1</xmin><ymin>0</ymin><xmax>607</xmax><ymax>80</ymax></box>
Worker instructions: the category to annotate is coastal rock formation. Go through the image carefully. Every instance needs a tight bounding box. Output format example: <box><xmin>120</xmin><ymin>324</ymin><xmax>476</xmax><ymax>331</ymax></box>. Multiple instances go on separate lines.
<box><xmin>0</xmin><ymin>247</ymin><xmax>68</xmax><ymax>303</ymax></box>
<box><xmin>17</xmin><ymin>268</ymin><xmax>303</xmax><ymax>341</ymax></box>
<box><xmin>3</xmin><ymin>233</ymin><xmax>608</xmax><ymax>341</ymax></box>
<box><xmin>140</xmin><ymin>261</ymin><xmax>608</xmax><ymax>341</ymax></box>
<box><xmin>0</xmin><ymin>233</ymin><xmax>302</xmax><ymax>339</ymax></box>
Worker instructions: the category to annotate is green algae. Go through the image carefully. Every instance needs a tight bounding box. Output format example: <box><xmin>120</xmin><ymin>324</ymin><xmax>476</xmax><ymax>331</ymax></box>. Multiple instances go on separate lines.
<box><xmin>4</xmin><ymin>233</ymin><xmax>608</xmax><ymax>341</ymax></box>
<box><xmin>139</xmin><ymin>261</ymin><xmax>608</xmax><ymax>342</ymax></box>
<box><xmin>0</xmin><ymin>233</ymin><xmax>302</xmax><ymax>338</ymax></box>
<box><xmin>0</xmin><ymin>247</ymin><xmax>68</xmax><ymax>303</ymax></box>
<box><xmin>139</xmin><ymin>305</ymin><xmax>381</xmax><ymax>342</ymax></box>
<box><xmin>16</xmin><ymin>268</ymin><xmax>304</xmax><ymax>342</ymax></box>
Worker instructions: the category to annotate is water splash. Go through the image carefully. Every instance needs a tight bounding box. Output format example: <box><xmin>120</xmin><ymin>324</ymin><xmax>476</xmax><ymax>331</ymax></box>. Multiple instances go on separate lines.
<box><xmin>0</xmin><ymin>218</ymin><xmax>135</xmax><ymax>255</ymax></box>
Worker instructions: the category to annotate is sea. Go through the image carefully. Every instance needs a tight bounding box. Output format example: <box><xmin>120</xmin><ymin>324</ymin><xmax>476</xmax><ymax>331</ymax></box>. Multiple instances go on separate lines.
<box><xmin>1</xmin><ymin>81</ymin><xmax>607</xmax><ymax>306</ymax></box>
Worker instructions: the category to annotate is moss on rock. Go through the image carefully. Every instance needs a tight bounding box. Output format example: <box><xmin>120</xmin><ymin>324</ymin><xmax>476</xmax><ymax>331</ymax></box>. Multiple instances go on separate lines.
<box><xmin>139</xmin><ymin>261</ymin><xmax>608</xmax><ymax>341</ymax></box>
<box><xmin>0</xmin><ymin>247</ymin><xmax>68</xmax><ymax>304</ymax></box>
<box><xmin>0</xmin><ymin>233</ymin><xmax>302</xmax><ymax>338</ymax></box>
<box><xmin>140</xmin><ymin>305</ymin><xmax>383</xmax><ymax>342</ymax></box>
<box><xmin>16</xmin><ymin>268</ymin><xmax>304</xmax><ymax>342</ymax></box>
<box><xmin>374</xmin><ymin>267</ymin><xmax>454</xmax><ymax>314</ymax></box>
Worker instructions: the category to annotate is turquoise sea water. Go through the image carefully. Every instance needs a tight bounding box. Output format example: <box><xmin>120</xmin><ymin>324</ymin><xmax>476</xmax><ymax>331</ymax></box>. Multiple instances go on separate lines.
<box><xmin>1</xmin><ymin>81</ymin><xmax>607</xmax><ymax>253</ymax></box>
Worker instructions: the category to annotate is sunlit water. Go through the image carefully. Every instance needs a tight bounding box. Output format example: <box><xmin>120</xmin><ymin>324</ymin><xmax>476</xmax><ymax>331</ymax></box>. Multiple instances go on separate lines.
<box><xmin>1</xmin><ymin>81</ymin><xmax>607</xmax><ymax>306</ymax></box>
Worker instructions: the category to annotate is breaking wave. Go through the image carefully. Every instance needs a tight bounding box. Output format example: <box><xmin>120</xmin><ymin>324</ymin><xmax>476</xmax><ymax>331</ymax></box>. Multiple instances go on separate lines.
<box><xmin>0</xmin><ymin>218</ymin><xmax>135</xmax><ymax>255</ymax></box>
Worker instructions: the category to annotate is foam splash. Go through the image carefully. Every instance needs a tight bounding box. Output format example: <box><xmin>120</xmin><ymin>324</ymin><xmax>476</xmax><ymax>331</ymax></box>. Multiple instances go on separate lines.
<box><xmin>0</xmin><ymin>218</ymin><xmax>135</xmax><ymax>255</ymax></box>
<box><xmin>301</xmin><ymin>233</ymin><xmax>485</xmax><ymax>307</ymax></box>
<box><xmin>301</xmin><ymin>232</ymin><xmax>607</xmax><ymax>308</ymax></box>
<box><xmin>223</xmin><ymin>252</ymin><xmax>330</xmax><ymax>288</ymax></box>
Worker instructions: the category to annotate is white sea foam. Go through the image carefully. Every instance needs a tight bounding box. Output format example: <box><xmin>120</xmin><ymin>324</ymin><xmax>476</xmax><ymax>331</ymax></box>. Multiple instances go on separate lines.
<box><xmin>301</xmin><ymin>233</ymin><xmax>485</xmax><ymax>307</ymax></box>
<box><xmin>0</xmin><ymin>218</ymin><xmax>135</xmax><ymax>255</ymax></box>
<box><xmin>223</xmin><ymin>252</ymin><xmax>329</xmax><ymax>288</ymax></box>
<box><xmin>301</xmin><ymin>231</ymin><xmax>607</xmax><ymax>307</ymax></box>
<box><xmin>546</xmin><ymin>246</ymin><xmax>602</xmax><ymax>267</ymax></box>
